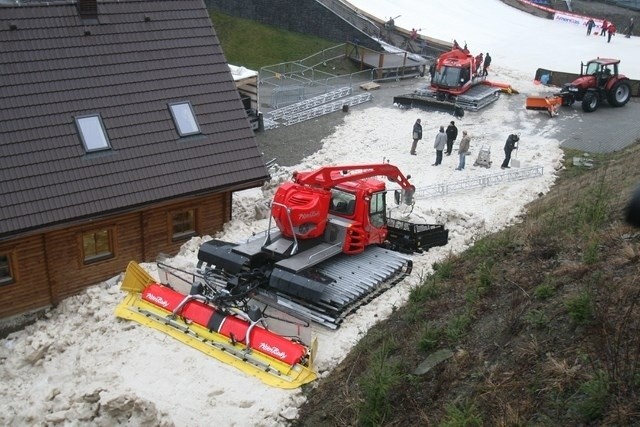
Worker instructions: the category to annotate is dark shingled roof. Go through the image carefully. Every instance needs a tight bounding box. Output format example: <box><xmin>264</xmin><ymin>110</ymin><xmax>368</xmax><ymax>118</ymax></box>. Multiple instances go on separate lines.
<box><xmin>0</xmin><ymin>0</ymin><xmax>269</xmax><ymax>238</ymax></box>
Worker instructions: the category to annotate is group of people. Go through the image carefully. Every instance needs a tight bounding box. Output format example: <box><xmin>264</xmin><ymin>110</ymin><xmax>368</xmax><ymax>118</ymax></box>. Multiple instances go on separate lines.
<box><xmin>411</xmin><ymin>119</ymin><xmax>518</xmax><ymax>170</ymax></box>
<box><xmin>411</xmin><ymin>119</ymin><xmax>470</xmax><ymax>170</ymax></box>
<box><xmin>585</xmin><ymin>17</ymin><xmax>634</xmax><ymax>42</ymax></box>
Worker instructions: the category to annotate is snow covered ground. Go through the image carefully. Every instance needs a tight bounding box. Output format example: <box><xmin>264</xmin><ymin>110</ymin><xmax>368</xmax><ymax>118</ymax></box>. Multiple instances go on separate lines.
<box><xmin>2</xmin><ymin>1</ymin><xmax>640</xmax><ymax>426</ymax></box>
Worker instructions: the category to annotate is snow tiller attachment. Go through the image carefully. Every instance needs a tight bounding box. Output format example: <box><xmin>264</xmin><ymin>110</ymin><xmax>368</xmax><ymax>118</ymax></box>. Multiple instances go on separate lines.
<box><xmin>114</xmin><ymin>261</ymin><xmax>318</xmax><ymax>389</ymax></box>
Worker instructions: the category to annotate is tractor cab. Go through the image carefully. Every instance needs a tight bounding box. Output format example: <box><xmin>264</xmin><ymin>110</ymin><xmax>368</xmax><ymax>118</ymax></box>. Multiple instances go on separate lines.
<box><xmin>582</xmin><ymin>59</ymin><xmax>619</xmax><ymax>88</ymax></box>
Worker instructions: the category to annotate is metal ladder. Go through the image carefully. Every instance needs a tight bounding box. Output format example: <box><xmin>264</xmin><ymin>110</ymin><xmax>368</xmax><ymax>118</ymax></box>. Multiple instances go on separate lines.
<box><xmin>413</xmin><ymin>165</ymin><xmax>545</xmax><ymax>199</ymax></box>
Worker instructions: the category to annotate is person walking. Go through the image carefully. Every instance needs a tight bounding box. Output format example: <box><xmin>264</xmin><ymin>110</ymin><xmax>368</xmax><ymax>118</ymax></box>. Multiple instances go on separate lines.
<box><xmin>482</xmin><ymin>52</ymin><xmax>492</xmax><ymax>76</ymax></box>
<box><xmin>432</xmin><ymin>126</ymin><xmax>447</xmax><ymax>166</ymax></box>
<box><xmin>600</xmin><ymin>19</ymin><xmax>609</xmax><ymax>37</ymax></box>
<box><xmin>445</xmin><ymin>121</ymin><xmax>458</xmax><ymax>156</ymax></box>
<box><xmin>501</xmin><ymin>134</ymin><xmax>519</xmax><ymax>169</ymax></box>
<box><xmin>607</xmin><ymin>22</ymin><xmax>616</xmax><ymax>43</ymax></box>
<box><xmin>625</xmin><ymin>17</ymin><xmax>634</xmax><ymax>38</ymax></box>
<box><xmin>456</xmin><ymin>130</ymin><xmax>471</xmax><ymax>170</ymax></box>
<box><xmin>410</xmin><ymin>118</ymin><xmax>422</xmax><ymax>155</ymax></box>
<box><xmin>586</xmin><ymin>18</ymin><xmax>595</xmax><ymax>36</ymax></box>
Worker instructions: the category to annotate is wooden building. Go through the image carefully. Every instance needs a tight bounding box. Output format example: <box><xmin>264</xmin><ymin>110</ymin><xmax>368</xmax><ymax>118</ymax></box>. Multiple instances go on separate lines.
<box><xmin>0</xmin><ymin>0</ymin><xmax>270</xmax><ymax>322</ymax></box>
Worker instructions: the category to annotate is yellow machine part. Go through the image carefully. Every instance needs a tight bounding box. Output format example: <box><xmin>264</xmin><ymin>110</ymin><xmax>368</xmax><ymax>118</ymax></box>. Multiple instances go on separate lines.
<box><xmin>114</xmin><ymin>262</ymin><xmax>318</xmax><ymax>389</ymax></box>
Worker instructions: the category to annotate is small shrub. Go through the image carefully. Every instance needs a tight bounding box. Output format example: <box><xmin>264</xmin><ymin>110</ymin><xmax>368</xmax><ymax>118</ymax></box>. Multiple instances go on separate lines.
<box><xmin>440</xmin><ymin>401</ymin><xmax>483</xmax><ymax>427</ymax></box>
<box><xmin>475</xmin><ymin>261</ymin><xmax>494</xmax><ymax>293</ymax></box>
<box><xmin>402</xmin><ymin>303</ymin><xmax>424</xmax><ymax>324</ymax></box>
<box><xmin>566</xmin><ymin>292</ymin><xmax>594</xmax><ymax>326</ymax></box>
<box><xmin>418</xmin><ymin>323</ymin><xmax>441</xmax><ymax>352</ymax></box>
<box><xmin>582</xmin><ymin>235</ymin><xmax>600</xmax><ymax>265</ymax></box>
<box><xmin>574</xmin><ymin>175</ymin><xmax>611</xmax><ymax>229</ymax></box>
<box><xmin>534</xmin><ymin>283</ymin><xmax>555</xmax><ymax>300</ymax></box>
<box><xmin>434</xmin><ymin>258</ymin><xmax>454</xmax><ymax>280</ymax></box>
<box><xmin>446</xmin><ymin>312</ymin><xmax>472</xmax><ymax>342</ymax></box>
<box><xmin>358</xmin><ymin>340</ymin><xmax>402</xmax><ymax>426</ymax></box>
<box><xmin>409</xmin><ymin>281</ymin><xmax>440</xmax><ymax>304</ymax></box>
<box><xmin>526</xmin><ymin>309</ymin><xmax>549</xmax><ymax>330</ymax></box>
<box><xmin>571</xmin><ymin>370</ymin><xmax>610</xmax><ymax>423</ymax></box>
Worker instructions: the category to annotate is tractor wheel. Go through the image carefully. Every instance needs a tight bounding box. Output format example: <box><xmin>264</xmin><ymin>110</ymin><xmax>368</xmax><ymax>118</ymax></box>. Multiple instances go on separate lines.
<box><xmin>607</xmin><ymin>80</ymin><xmax>631</xmax><ymax>107</ymax></box>
<box><xmin>582</xmin><ymin>92</ymin><xmax>599</xmax><ymax>112</ymax></box>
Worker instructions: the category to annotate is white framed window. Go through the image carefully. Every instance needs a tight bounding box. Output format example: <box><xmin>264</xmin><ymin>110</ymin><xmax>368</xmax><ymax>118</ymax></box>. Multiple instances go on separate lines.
<box><xmin>82</xmin><ymin>228</ymin><xmax>114</xmax><ymax>264</ymax></box>
<box><xmin>169</xmin><ymin>101</ymin><xmax>201</xmax><ymax>136</ymax></box>
<box><xmin>75</xmin><ymin>114</ymin><xmax>111</xmax><ymax>152</ymax></box>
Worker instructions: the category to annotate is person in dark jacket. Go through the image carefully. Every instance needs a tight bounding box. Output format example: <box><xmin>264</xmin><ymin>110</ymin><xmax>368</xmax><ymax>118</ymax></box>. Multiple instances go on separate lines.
<box><xmin>586</xmin><ymin>18</ymin><xmax>596</xmax><ymax>36</ymax></box>
<box><xmin>625</xmin><ymin>17</ymin><xmax>634</xmax><ymax>38</ymax></box>
<box><xmin>482</xmin><ymin>52</ymin><xmax>492</xmax><ymax>76</ymax></box>
<box><xmin>410</xmin><ymin>118</ymin><xmax>422</xmax><ymax>155</ymax></box>
<box><xmin>445</xmin><ymin>121</ymin><xmax>458</xmax><ymax>156</ymax></box>
<box><xmin>501</xmin><ymin>134</ymin><xmax>519</xmax><ymax>169</ymax></box>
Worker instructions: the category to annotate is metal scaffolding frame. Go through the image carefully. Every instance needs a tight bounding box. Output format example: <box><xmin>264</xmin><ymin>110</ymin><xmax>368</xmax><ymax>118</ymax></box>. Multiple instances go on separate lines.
<box><xmin>266</xmin><ymin>87</ymin><xmax>352</xmax><ymax>120</ymax></box>
<box><xmin>282</xmin><ymin>93</ymin><xmax>372</xmax><ymax>126</ymax></box>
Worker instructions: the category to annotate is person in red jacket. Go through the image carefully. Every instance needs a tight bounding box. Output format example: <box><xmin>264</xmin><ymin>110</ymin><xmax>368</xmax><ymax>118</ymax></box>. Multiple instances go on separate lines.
<box><xmin>601</xmin><ymin>19</ymin><xmax>609</xmax><ymax>36</ymax></box>
<box><xmin>608</xmin><ymin>23</ymin><xmax>616</xmax><ymax>43</ymax></box>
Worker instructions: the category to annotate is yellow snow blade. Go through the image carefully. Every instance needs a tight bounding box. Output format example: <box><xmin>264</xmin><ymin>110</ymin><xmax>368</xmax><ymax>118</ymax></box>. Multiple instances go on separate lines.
<box><xmin>114</xmin><ymin>263</ymin><xmax>317</xmax><ymax>389</ymax></box>
<box><xmin>120</xmin><ymin>261</ymin><xmax>155</xmax><ymax>293</ymax></box>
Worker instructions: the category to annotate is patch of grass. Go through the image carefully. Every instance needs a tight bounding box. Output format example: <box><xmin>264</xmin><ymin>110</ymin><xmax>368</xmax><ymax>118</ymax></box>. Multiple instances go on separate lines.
<box><xmin>402</xmin><ymin>302</ymin><xmax>424</xmax><ymax>324</ymax></box>
<box><xmin>582</xmin><ymin>233</ymin><xmax>601</xmax><ymax>265</ymax></box>
<box><xmin>210</xmin><ymin>11</ymin><xmax>338</xmax><ymax>70</ymax></box>
<box><xmin>446</xmin><ymin>312</ymin><xmax>472</xmax><ymax>342</ymax></box>
<box><xmin>440</xmin><ymin>401</ymin><xmax>483</xmax><ymax>427</ymax></box>
<box><xmin>526</xmin><ymin>309</ymin><xmax>549</xmax><ymax>330</ymax></box>
<box><xmin>573</xmin><ymin>173</ymin><xmax>612</xmax><ymax>229</ymax></box>
<box><xmin>409</xmin><ymin>279</ymin><xmax>440</xmax><ymax>304</ymax></box>
<box><xmin>434</xmin><ymin>258</ymin><xmax>454</xmax><ymax>280</ymax></box>
<box><xmin>566</xmin><ymin>292</ymin><xmax>594</xmax><ymax>326</ymax></box>
<box><xmin>358</xmin><ymin>339</ymin><xmax>402</xmax><ymax>426</ymax></box>
<box><xmin>534</xmin><ymin>282</ymin><xmax>555</xmax><ymax>300</ymax></box>
<box><xmin>418</xmin><ymin>323</ymin><xmax>441</xmax><ymax>352</ymax></box>
<box><xmin>571</xmin><ymin>370</ymin><xmax>610</xmax><ymax>423</ymax></box>
<box><xmin>475</xmin><ymin>261</ymin><xmax>494</xmax><ymax>293</ymax></box>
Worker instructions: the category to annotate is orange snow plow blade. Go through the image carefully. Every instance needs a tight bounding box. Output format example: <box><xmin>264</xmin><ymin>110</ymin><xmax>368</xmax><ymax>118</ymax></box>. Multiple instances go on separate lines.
<box><xmin>485</xmin><ymin>81</ymin><xmax>519</xmax><ymax>94</ymax></box>
<box><xmin>115</xmin><ymin>261</ymin><xmax>318</xmax><ymax>389</ymax></box>
<box><xmin>525</xmin><ymin>95</ymin><xmax>563</xmax><ymax>117</ymax></box>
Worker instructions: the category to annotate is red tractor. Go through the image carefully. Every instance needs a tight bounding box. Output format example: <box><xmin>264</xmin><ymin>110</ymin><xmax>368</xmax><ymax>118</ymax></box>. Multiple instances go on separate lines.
<box><xmin>556</xmin><ymin>58</ymin><xmax>631</xmax><ymax>112</ymax></box>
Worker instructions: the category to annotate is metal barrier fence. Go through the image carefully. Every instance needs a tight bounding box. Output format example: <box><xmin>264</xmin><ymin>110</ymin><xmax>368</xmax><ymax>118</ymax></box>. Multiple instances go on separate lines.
<box><xmin>413</xmin><ymin>166</ymin><xmax>545</xmax><ymax>199</ymax></box>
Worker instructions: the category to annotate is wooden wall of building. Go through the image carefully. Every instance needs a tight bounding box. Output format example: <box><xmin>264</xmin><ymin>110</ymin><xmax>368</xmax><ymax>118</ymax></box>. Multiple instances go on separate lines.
<box><xmin>0</xmin><ymin>192</ymin><xmax>232</xmax><ymax>319</ymax></box>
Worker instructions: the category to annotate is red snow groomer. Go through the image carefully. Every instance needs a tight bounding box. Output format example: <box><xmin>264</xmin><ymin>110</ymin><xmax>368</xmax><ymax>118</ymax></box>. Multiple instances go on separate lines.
<box><xmin>394</xmin><ymin>43</ymin><xmax>517</xmax><ymax>114</ymax></box>
<box><xmin>116</xmin><ymin>163</ymin><xmax>450</xmax><ymax>388</ymax></box>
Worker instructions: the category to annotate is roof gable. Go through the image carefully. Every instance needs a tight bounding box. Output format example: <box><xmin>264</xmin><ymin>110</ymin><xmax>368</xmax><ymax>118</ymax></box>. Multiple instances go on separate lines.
<box><xmin>0</xmin><ymin>0</ymin><xmax>268</xmax><ymax>237</ymax></box>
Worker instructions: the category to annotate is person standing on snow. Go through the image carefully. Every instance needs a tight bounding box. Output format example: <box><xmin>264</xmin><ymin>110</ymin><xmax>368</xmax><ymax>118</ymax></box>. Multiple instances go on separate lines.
<box><xmin>601</xmin><ymin>19</ymin><xmax>609</xmax><ymax>37</ymax></box>
<box><xmin>432</xmin><ymin>126</ymin><xmax>447</xmax><ymax>166</ymax></box>
<box><xmin>501</xmin><ymin>134</ymin><xmax>519</xmax><ymax>169</ymax></box>
<box><xmin>586</xmin><ymin>18</ymin><xmax>596</xmax><ymax>36</ymax></box>
<box><xmin>482</xmin><ymin>52</ymin><xmax>492</xmax><ymax>76</ymax></box>
<box><xmin>456</xmin><ymin>131</ymin><xmax>471</xmax><ymax>171</ymax></box>
<box><xmin>445</xmin><ymin>121</ymin><xmax>458</xmax><ymax>156</ymax></box>
<box><xmin>410</xmin><ymin>118</ymin><xmax>422</xmax><ymax>155</ymax></box>
<box><xmin>625</xmin><ymin>17</ymin><xmax>634</xmax><ymax>38</ymax></box>
<box><xmin>607</xmin><ymin>23</ymin><xmax>616</xmax><ymax>43</ymax></box>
